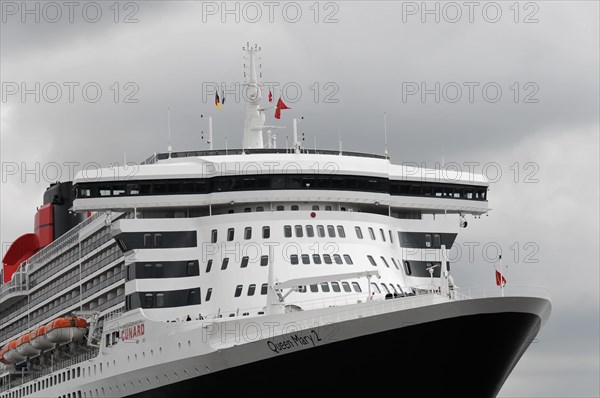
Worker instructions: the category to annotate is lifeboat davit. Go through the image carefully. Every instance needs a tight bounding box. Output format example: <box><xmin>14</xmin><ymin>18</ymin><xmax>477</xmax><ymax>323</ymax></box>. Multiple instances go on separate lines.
<box><xmin>30</xmin><ymin>325</ymin><xmax>56</xmax><ymax>351</ymax></box>
<box><xmin>45</xmin><ymin>317</ymin><xmax>87</xmax><ymax>344</ymax></box>
<box><xmin>3</xmin><ymin>340</ymin><xmax>26</xmax><ymax>364</ymax></box>
<box><xmin>15</xmin><ymin>333</ymin><xmax>41</xmax><ymax>357</ymax></box>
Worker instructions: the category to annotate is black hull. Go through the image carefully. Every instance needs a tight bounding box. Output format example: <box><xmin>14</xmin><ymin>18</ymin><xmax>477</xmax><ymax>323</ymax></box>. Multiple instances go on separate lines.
<box><xmin>131</xmin><ymin>311</ymin><xmax>541</xmax><ymax>398</ymax></box>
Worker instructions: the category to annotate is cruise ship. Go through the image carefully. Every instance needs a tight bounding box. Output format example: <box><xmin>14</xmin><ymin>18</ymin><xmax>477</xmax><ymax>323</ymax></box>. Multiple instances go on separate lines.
<box><xmin>0</xmin><ymin>45</ymin><xmax>551</xmax><ymax>398</ymax></box>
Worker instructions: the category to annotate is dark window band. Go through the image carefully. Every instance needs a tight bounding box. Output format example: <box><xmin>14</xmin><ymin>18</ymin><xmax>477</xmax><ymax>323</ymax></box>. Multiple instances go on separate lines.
<box><xmin>397</xmin><ymin>232</ymin><xmax>458</xmax><ymax>249</ymax></box>
<box><xmin>115</xmin><ymin>231</ymin><xmax>197</xmax><ymax>252</ymax></box>
<box><xmin>125</xmin><ymin>288</ymin><xmax>200</xmax><ymax>310</ymax></box>
<box><xmin>402</xmin><ymin>261</ymin><xmax>450</xmax><ymax>277</ymax></box>
<box><xmin>76</xmin><ymin>174</ymin><xmax>487</xmax><ymax>201</ymax></box>
<box><xmin>126</xmin><ymin>260</ymin><xmax>199</xmax><ymax>280</ymax></box>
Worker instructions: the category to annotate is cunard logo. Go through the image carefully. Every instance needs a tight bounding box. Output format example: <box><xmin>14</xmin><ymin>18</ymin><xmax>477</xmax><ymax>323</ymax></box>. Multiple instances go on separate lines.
<box><xmin>121</xmin><ymin>321</ymin><xmax>145</xmax><ymax>342</ymax></box>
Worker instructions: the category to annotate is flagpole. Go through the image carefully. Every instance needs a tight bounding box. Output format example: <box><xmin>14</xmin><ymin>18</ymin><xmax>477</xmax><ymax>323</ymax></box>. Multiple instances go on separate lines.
<box><xmin>499</xmin><ymin>255</ymin><xmax>504</xmax><ymax>297</ymax></box>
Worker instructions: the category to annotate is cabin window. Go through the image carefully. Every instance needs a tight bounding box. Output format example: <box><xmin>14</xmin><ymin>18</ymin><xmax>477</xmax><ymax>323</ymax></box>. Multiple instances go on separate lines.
<box><xmin>226</xmin><ymin>228</ymin><xmax>234</xmax><ymax>241</ymax></box>
<box><xmin>389</xmin><ymin>230</ymin><xmax>393</xmax><ymax>243</ymax></box>
<box><xmin>331</xmin><ymin>282</ymin><xmax>341</xmax><ymax>292</ymax></box>
<box><xmin>355</xmin><ymin>226</ymin><xmax>363</xmax><ymax>239</ymax></box>
<box><xmin>291</xmin><ymin>205</ymin><xmax>299</xmax><ymax>211</ymax></box>
<box><xmin>144</xmin><ymin>293</ymin><xmax>154</xmax><ymax>308</ymax></box>
<box><xmin>368</xmin><ymin>255</ymin><xmax>377</xmax><ymax>266</ymax></box>
<box><xmin>380</xmin><ymin>257</ymin><xmax>390</xmax><ymax>268</ymax></box>
<box><xmin>337</xmin><ymin>226</ymin><xmax>346</xmax><ymax>238</ymax></box>
<box><xmin>211</xmin><ymin>229</ymin><xmax>218</xmax><ymax>243</ymax></box>
<box><xmin>312</xmin><ymin>254</ymin><xmax>322</xmax><ymax>264</ymax></box>
<box><xmin>206</xmin><ymin>259</ymin><xmax>213</xmax><ymax>273</ymax></box>
<box><xmin>248</xmin><ymin>284</ymin><xmax>256</xmax><ymax>296</ymax></box>
<box><xmin>371</xmin><ymin>283</ymin><xmax>381</xmax><ymax>293</ymax></box>
<box><xmin>343</xmin><ymin>255</ymin><xmax>353</xmax><ymax>265</ymax></box>
<box><xmin>325</xmin><ymin>205</ymin><xmax>332</xmax><ymax>211</ymax></box>
<box><xmin>262</xmin><ymin>226</ymin><xmax>270</xmax><ymax>239</ymax></box>
<box><xmin>389</xmin><ymin>284</ymin><xmax>397</xmax><ymax>293</ymax></box>
<box><xmin>312</xmin><ymin>205</ymin><xmax>319</xmax><ymax>210</ymax></box>
<box><xmin>276</xmin><ymin>205</ymin><xmax>285</xmax><ymax>211</ymax></box>
<box><xmin>404</xmin><ymin>261</ymin><xmax>412</xmax><ymax>275</ymax></box>
<box><xmin>306</xmin><ymin>225</ymin><xmax>315</xmax><ymax>237</ymax></box>
<box><xmin>342</xmin><ymin>282</ymin><xmax>351</xmax><ymax>292</ymax></box>
<box><xmin>244</xmin><ymin>227</ymin><xmax>252</xmax><ymax>240</ymax></box>
<box><xmin>260</xmin><ymin>255</ymin><xmax>269</xmax><ymax>266</ymax></box>
<box><xmin>327</xmin><ymin>225</ymin><xmax>336</xmax><ymax>237</ymax></box>
<box><xmin>333</xmin><ymin>254</ymin><xmax>343</xmax><ymax>264</ymax></box>
<box><xmin>317</xmin><ymin>225</ymin><xmax>326</xmax><ymax>237</ymax></box>
<box><xmin>321</xmin><ymin>282</ymin><xmax>330</xmax><ymax>292</ymax></box>
<box><xmin>381</xmin><ymin>284</ymin><xmax>390</xmax><ymax>294</ymax></box>
<box><xmin>295</xmin><ymin>225</ymin><xmax>303</xmax><ymax>237</ymax></box>
<box><xmin>391</xmin><ymin>258</ymin><xmax>400</xmax><ymax>270</ymax></box>
<box><xmin>301</xmin><ymin>254</ymin><xmax>310</xmax><ymax>265</ymax></box>
<box><xmin>206</xmin><ymin>288</ymin><xmax>212</xmax><ymax>301</ymax></box>
<box><xmin>241</xmin><ymin>256</ymin><xmax>249</xmax><ymax>268</ymax></box>
<box><xmin>234</xmin><ymin>285</ymin><xmax>243</xmax><ymax>297</ymax></box>
<box><xmin>284</xmin><ymin>225</ymin><xmax>292</xmax><ymax>238</ymax></box>
<box><xmin>290</xmin><ymin>254</ymin><xmax>299</xmax><ymax>265</ymax></box>
<box><xmin>368</xmin><ymin>227</ymin><xmax>376</xmax><ymax>240</ymax></box>
<box><xmin>310</xmin><ymin>284</ymin><xmax>319</xmax><ymax>292</ymax></box>
<box><xmin>221</xmin><ymin>258</ymin><xmax>229</xmax><ymax>270</ymax></box>
<box><xmin>323</xmin><ymin>254</ymin><xmax>332</xmax><ymax>264</ymax></box>
<box><xmin>380</xmin><ymin>229</ymin><xmax>386</xmax><ymax>242</ymax></box>
<box><xmin>261</xmin><ymin>283</ymin><xmax>268</xmax><ymax>295</ymax></box>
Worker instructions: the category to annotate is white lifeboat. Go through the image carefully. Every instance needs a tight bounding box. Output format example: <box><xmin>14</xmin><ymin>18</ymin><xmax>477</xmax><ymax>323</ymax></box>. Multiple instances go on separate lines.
<box><xmin>30</xmin><ymin>325</ymin><xmax>56</xmax><ymax>351</ymax></box>
<box><xmin>3</xmin><ymin>340</ymin><xmax>26</xmax><ymax>364</ymax></box>
<box><xmin>45</xmin><ymin>317</ymin><xmax>88</xmax><ymax>344</ymax></box>
<box><xmin>15</xmin><ymin>333</ymin><xmax>41</xmax><ymax>357</ymax></box>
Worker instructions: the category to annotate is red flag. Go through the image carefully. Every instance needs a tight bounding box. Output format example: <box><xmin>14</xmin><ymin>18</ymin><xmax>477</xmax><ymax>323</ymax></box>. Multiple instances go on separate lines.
<box><xmin>495</xmin><ymin>269</ymin><xmax>506</xmax><ymax>287</ymax></box>
<box><xmin>268</xmin><ymin>90</ymin><xmax>273</xmax><ymax>103</ymax></box>
<box><xmin>274</xmin><ymin>97</ymin><xmax>290</xmax><ymax>119</ymax></box>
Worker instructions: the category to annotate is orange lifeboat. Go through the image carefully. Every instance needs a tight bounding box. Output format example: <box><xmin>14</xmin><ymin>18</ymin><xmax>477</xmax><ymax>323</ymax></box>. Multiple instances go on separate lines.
<box><xmin>0</xmin><ymin>344</ymin><xmax>10</xmax><ymax>365</ymax></box>
<box><xmin>3</xmin><ymin>340</ymin><xmax>26</xmax><ymax>364</ymax></box>
<box><xmin>30</xmin><ymin>325</ymin><xmax>55</xmax><ymax>351</ymax></box>
<box><xmin>45</xmin><ymin>317</ymin><xmax>88</xmax><ymax>344</ymax></box>
<box><xmin>15</xmin><ymin>332</ymin><xmax>41</xmax><ymax>357</ymax></box>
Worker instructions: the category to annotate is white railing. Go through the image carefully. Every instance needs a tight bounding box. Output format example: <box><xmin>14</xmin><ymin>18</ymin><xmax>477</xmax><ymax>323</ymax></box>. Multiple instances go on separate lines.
<box><xmin>452</xmin><ymin>285</ymin><xmax>552</xmax><ymax>301</ymax></box>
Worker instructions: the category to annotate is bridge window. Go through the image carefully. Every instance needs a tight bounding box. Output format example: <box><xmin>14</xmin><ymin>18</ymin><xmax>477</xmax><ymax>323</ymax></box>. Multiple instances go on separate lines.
<box><xmin>404</xmin><ymin>261</ymin><xmax>412</xmax><ymax>275</ymax></box>
<box><xmin>301</xmin><ymin>254</ymin><xmax>310</xmax><ymax>265</ymax></box>
<box><xmin>312</xmin><ymin>254</ymin><xmax>322</xmax><ymax>264</ymax></box>
<box><xmin>227</xmin><ymin>228</ymin><xmax>234</xmax><ymax>242</ymax></box>
<box><xmin>337</xmin><ymin>226</ymin><xmax>346</xmax><ymax>238</ymax></box>
<box><xmin>342</xmin><ymin>282</ymin><xmax>351</xmax><ymax>292</ymax></box>
<box><xmin>241</xmin><ymin>256</ymin><xmax>249</xmax><ymax>268</ymax></box>
<box><xmin>205</xmin><ymin>288</ymin><xmax>212</xmax><ymax>301</ymax></box>
<box><xmin>295</xmin><ymin>225</ymin><xmax>303</xmax><ymax>237</ymax></box>
<box><xmin>327</xmin><ymin>225</ymin><xmax>336</xmax><ymax>237</ymax></box>
<box><xmin>306</xmin><ymin>225</ymin><xmax>315</xmax><ymax>237</ymax></box>
<box><xmin>211</xmin><ymin>230</ymin><xmax>218</xmax><ymax>243</ymax></box>
<box><xmin>261</xmin><ymin>283</ymin><xmax>268</xmax><ymax>295</ymax></box>
<box><xmin>343</xmin><ymin>255</ymin><xmax>353</xmax><ymax>265</ymax></box>
<box><xmin>425</xmin><ymin>234</ymin><xmax>432</xmax><ymax>248</ymax></box>
<box><xmin>320</xmin><ymin>282</ymin><xmax>330</xmax><ymax>292</ymax></box>
<box><xmin>434</xmin><ymin>234</ymin><xmax>441</xmax><ymax>248</ymax></box>
<box><xmin>206</xmin><ymin>259</ymin><xmax>213</xmax><ymax>273</ymax></box>
<box><xmin>262</xmin><ymin>226</ymin><xmax>270</xmax><ymax>239</ymax></box>
<box><xmin>290</xmin><ymin>254</ymin><xmax>299</xmax><ymax>265</ymax></box>
<box><xmin>221</xmin><ymin>258</ymin><xmax>229</xmax><ymax>270</ymax></box>
<box><xmin>310</xmin><ymin>284</ymin><xmax>318</xmax><ymax>292</ymax></box>
<box><xmin>323</xmin><ymin>254</ymin><xmax>332</xmax><ymax>264</ymax></box>
<box><xmin>331</xmin><ymin>282</ymin><xmax>341</xmax><ymax>292</ymax></box>
<box><xmin>284</xmin><ymin>225</ymin><xmax>292</xmax><ymax>237</ymax></box>
<box><xmin>234</xmin><ymin>285</ymin><xmax>243</xmax><ymax>297</ymax></box>
<box><xmin>317</xmin><ymin>225</ymin><xmax>325</xmax><ymax>237</ymax></box>
<box><xmin>248</xmin><ymin>284</ymin><xmax>256</xmax><ymax>296</ymax></box>
<box><xmin>260</xmin><ymin>255</ymin><xmax>269</xmax><ymax>266</ymax></box>
<box><xmin>333</xmin><ymin>254</ymin><xmax>343</xmax><ymax>264</ymax></box>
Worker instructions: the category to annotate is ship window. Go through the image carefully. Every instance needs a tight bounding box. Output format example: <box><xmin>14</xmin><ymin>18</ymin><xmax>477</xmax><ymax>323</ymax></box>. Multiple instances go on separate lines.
<box><xmin>368</xmin><ymin>255</ymin><xmax>377</xmax><ymax>266</ymax></box>
<box><xmin>206</xmin><ymin>259</ymin><xmax>213</xmax><ymax>273</ymax></box>
<box><xmin>389</xmin><ymin>284</ymin><xmax>397</xmax><ymax>293</ymax></box>
<box><xmin>381</xmin><ymin>284</ymin><xmax>390</xmax><ymax>294</ymax></box>
<box><xmin>371</xmin><ymin>283</ymin><xmax>381</xmax><ymax>293</ymax></box>
<box><xmin>368</xmin><ymin>227</ymin><xmax>376</xmax><ymax>240</ymax></box>
<box><xmin>221</xmin><ymin>258</ymin><xmax>229</xmax><ymax>270</ymax></box>
<box><xmin>187</xmin><ymin>289</ymin><xmax>198</xmax><ymax>305</ymax></box>
<box><xmin>321</xmin><ymin>282</ymin><xmax>330</xmax><ymax>292</ymax></box>
<box><xmin>260</xmin><ymin>255</ymin><xmax>269</xmax><ymax>266</ymax></box>
<box><xmin>380</xmin><ymin>229</ymin><xmax>386</xmax><ymax>241</ymax></box>
<box><xmin>325</xmin><ymin>205</ymin><xmax>332</xmax><ymax>211</ymax></box>
<box><xmin>342</xmin><ymin>282</ymin><xmax>351</xmax><ymax>292</ymax></box>
<box><xmin>355</xmin><ymin>226</ymin><xmax>363</xmax><ymax>239</ymax></box>
<box><xmin>248</xmin><ymin>284</ymin><xmax>256</xmax><ymax>296</ymax></box>
<box><xmin>156</xmin><ymin>293</ymin><xmax>165</xmax><ymax>307</ymax></box>
<box><xmin>337</xmin><ymin>226</ymin><xmax>346</xmax><ymax>238</ymax></box>
<box><xmin>155</xmin><ymin>263</ymin><xmax>164</xmax><ymax>278</ymax></box>
<box><xmin>380</xmin><ymin>257</ymin><xmax>390</xmax><ymax>268</ymax></box>
<box><xmin>331</xmin><ymin>282</ymin><xmax>341</xmax><ymax>292</ymax></box>
<box><xmin>206</xmin><ymin>288</ymin><xmax>212</xmax><ymax>301</ymax></box>
<box><xmin>276</xmin><ymin>205</ymin><xmax>285</xmax><ymax>211</ymax></box>
<box><xmin>306</xmin><ymin>225</ymin><xmax>314</xmax><ymax>237</ymax></box>
<box><xmin>434</xmin><ymin>234</ymin><xmax>441</xmax><ymax>248</ymax></box>
<box><xmin>290</xmin><ymin>254</ymin><xmax>299</xmax><ymax>265</ymax></box>
<box><xmin>389</xmin><ymin>230</ymin><xmax>393</xmax><ymax>243</ymax></box>
<box><xmin>333</xmin><ymin>254</ymin><xmax>343</xmax><ymax>264</ymax></box>
<box><xmin>144</xmin><ymin>293</ymin><xmax>154</xmax><ymax>308</ymax></box>
<box><xmin>262</xmin><ymin>226</ymin><xmax>270</xmax><ymax>239</ymax></box>
<box><xmin>323</xmin><ymin>254</ymin><xmax>332</xmax><ymax>264</ymax></box>
<box><xmin>343</xmin><ymin>255</ymin><xmax>353</xmax><ymax>265</ymax></box>
<box><xmin>310</xmin><ymin>284</ymin><xmax>318</xmax><ymax>292</ymax></box>
<box><xmin>144</xmin><ymin>263</ymin><xmax>153</xmax><ymax>277</ymax></box>
<box><xmin>284</xmin><ymin>225</ymin><xmax>292</xmax><ymax>237</ymax></box>
<box><xmin>227</xmin><ymin>228</ymin><xmax>235</xmax><ymax>241</ymax></box>
<box><xmin>312</xmin><ymin>254</ymin><xmax>322</xmax><ymax>264</ymax></box>
<box><xmin>144</xmin><ymin>233</ymin><xmax>152</xmax><ymax>247</ymax></box>
<box><xmin>241</xmin><ymin>256</ymin><xmax>249</xmax><ymax>268</ymax></box>
<box><xmin>261</xmin><ymin>283</ymin><xmax>268</xmax><ymax>295</ymax></box>
<box><xmin>312</xmin><ymin>205</ymin><xmax>319</xmax><ymax>210</ymax></box>
<box><xmin>327</xmin><ymin>225</ymin><xmax>336</xmax><ymax>237</ymax></box>
<box><xmin>295</xmin><ymin>225</ymin><xmax>303</xmax><ymax>237</ymax></box>
<box><xmin>317</xmin><ymin>225</ymin><xmax>325</xmax><ymax>237</ymax></box>
<box><xmin>234</xmin><ymin>285</ymin><xmax>243</xmax><ymax>297</ymax></box>
<box><xmin>211</xmin><ymin>229</ymin><xmax>218</xmax><ymax>243</ymax></box>
<box><xmin>291</xmin><ymin>205</ymin><xmax>299</xmax><ymax>211</ymax></box>
<box><xmin>244</xmin><ymin>207</ymin><xmax>251</xmax><ymax>213</ymax></box>
<box><xmin>99</xmin><ymin>186</ymin><xmax>111</xmax><ymax>196</ymax></box>
<box><xmin>256</xmin><ymin>206</ymin><xmax>264</xmax><ymax>212</ymax></box>
<box><xmin>391</xmin><ymin>258</ymin><xmax>400</xmax><ymax>270</ymax></box>
<box><xmin>301</xmin><ymin>254</ymin><xmax>310</xmax><ymax>264</ymax></box>
<box><xmin>244</xmin><ymin>227</ymin><xmax>252</xmax><ymax>240</ymax></box>
<box><xmin>425</xmin><ymin>234</ymin><xmax>432</xmax><ymax>248</ymax></box>
<box><xmin>404</xmin><ymin>261</ymin><xmax>412</xmax><ymax>275</ymax></box>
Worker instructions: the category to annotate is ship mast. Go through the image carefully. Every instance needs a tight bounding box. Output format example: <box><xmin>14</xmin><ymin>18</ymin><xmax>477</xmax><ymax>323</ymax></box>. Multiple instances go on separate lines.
<box><xmin>242</xmin><ymin>43</ymin><xmax>265</xmax><ymax>149</ymax></box>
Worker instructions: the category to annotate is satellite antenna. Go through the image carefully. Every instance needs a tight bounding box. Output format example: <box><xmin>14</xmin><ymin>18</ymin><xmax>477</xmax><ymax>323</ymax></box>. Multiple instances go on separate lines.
<box><xmin>167</xmin><ymin>108</ymin><xmax>173</xmax><ymax>158</ymax></box>
<box><xmin>383</xmin><ymin>112</ymin><xmax>389</xmax><ymax>158</ymax></box>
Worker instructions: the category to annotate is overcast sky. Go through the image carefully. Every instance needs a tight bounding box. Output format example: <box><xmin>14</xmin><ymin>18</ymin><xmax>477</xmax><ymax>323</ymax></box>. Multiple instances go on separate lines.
<box><xmin>1</xmin><ymin>1</ymin><xmax>599</xmax><ymax>396</ymax></box>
